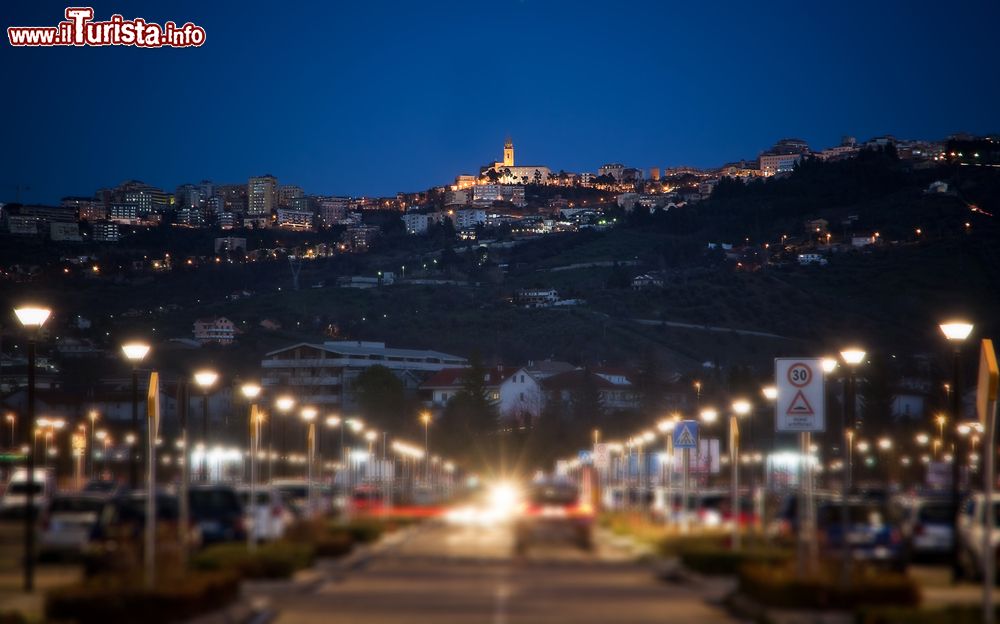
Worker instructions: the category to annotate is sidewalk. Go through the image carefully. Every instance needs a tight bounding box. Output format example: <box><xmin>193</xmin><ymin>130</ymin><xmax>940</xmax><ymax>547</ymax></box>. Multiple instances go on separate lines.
<box><xmin>910</xmin><ymin>564</ymin><xmax>1000</xmax><ymax>608</ymax></box>
<box><xmin>0</xmin><ymin>565</ymin><xmax>82</xmax><ymax>620</ymax></box>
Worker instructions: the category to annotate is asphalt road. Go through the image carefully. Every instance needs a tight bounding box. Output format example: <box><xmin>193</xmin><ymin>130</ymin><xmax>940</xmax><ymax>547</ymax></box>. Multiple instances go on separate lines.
<box><xmin>267</xmin><ymin>521</ymin><xmax>738</xmax><ymax>624</ymax></box>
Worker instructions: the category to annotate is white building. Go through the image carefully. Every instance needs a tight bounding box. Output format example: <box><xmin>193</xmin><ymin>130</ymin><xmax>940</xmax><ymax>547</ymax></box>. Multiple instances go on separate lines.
<box><xmin>261</xmin><ymin>341</ymin><xmax>467</xmax><ymax>408</ymax></box>
<box><xmin>759</xmin><ymin>153</ymin><xmax>803</xmax><ymax>176</ymax></box>
<box><xmin>402</xmin><ymin>213</ymin><xmax>430</xmax><ymax>235</ymax></box>
<box><xmin>193</xmin><ymin>317</ymin><xmax>236</xmax><ymax>345</ymax></box>
<box><xmin>598</xmin><ymin>163</ymin><xmax>626</xmax><ymax>181</ymax></box>
<box><xmin>247</xmin><ymin>175</ymin><xmax>278</xmax><ymax>216</ymax></box>
<box><xmin>797</xmin><ymin>253</ymin><xmax>828</xmax><ymax>266</ymax></box>
<box><xmin>276</xmin><ymin>208</ymin><xmax>314</xmax><ymax>230</ymax></box>
<box><xmin>454</xmin><ymin>209</ymin><xmax>486</xmax><ymax>229</ymax></box>
<box><xmin>497</xmin><ymin>361</ymin><xmax>578</xmax><ymax>423</ymax></box>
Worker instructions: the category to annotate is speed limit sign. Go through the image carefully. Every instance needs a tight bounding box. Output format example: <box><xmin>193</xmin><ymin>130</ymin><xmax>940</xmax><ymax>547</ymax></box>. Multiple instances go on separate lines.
<box><xmin>775</xmin><ymin>358</ymin><xmax>825</xmax><ymax>432</ymax></box>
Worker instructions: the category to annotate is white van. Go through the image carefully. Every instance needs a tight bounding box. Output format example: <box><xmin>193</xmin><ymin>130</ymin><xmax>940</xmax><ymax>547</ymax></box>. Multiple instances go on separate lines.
<box><xmin>0</xmin><ymin>468</ymin><xmax>55</xmax><ymax>518</ymax></box>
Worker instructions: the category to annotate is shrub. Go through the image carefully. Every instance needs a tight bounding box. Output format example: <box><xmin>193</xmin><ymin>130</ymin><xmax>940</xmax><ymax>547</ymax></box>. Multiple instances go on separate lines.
<box><xmin>314</xmin><ymin>531</ymin><xmax>354</xmax><ymax>558</ymax></box>
<box><xmin>678</xmin><ymin>544</ymin><xmax>792</xmax><ymax>576</ymax></box>
<box><xmin>739</xmin><ymin>562</ymin><xmax>920</xmax><ymax>610</ymax></box>
<box><xmin>858</xmin><ymin>605</ymin><xmax>1000</xmax><ymax>624</ymax></box>
<box><xmin>337</xmin><ymin>519</ymin><xmax>386</xmax><ymax>544</ymax></box>
<box><xmin>45</xmin><ymin>571</ymin><xmax>239</xmax><ymax>624</ymax></box>
<box><xmin>191</xmin><ymin>542</ymin><xmax>315</xmax><ymax>579</ymax></box>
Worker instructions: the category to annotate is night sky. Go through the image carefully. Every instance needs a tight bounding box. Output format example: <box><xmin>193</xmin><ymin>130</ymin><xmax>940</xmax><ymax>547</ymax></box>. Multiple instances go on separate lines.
<box><xmin>2</xmin><ymin>0</ymin><xmax>998</xmax><ymax>203</ymax></box>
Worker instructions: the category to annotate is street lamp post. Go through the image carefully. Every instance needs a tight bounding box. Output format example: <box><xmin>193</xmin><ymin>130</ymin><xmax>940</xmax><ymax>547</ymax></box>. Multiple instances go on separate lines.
<box><xmin>420</xmin><ymin>411</ymin><xmax>431</xmax><ymax>483</ymax></box>
<box><xmin>14</xmin><ymin>305</ymin><xmax>51</xmax><ymax>593</ymax></box>
<box><xmin>325</xmin><ymin>415</ymin><xmax>341</xmax><ymax>486</ymax></box>
<box><xmin>177</xmin><ymin>380</ymin><xmax>190</xmax><ymax>568</ymax></box>
<box><xmin>95</xmin><ymin>430</ymin><xmax>108</xmax><ymax>477</ymax></box>
<box><xmin>657</xmin><ymin>419</ymin><xmax>676</xmax><ymax>523</ymax></box>
<box><xmin>839</xmin><ymin>348</ymin><xmax>865</xmax><ymax>587</ymax></box>
<box><xmin>121</xmin><ymin>342</ymin><xmax>151</xmax><ymax>489</ymax></box>
<box><xmin>5</xmin><ymin>413</ymin><xmax>15</xmax><ymax>450</ymax></box>
<box><xmin>87</xmin><ymin>411</ymin><xmax>98</xmax><ymax>479</ymax></box>
<box><xmin>697</xmin><ymin>409</ymin><xmax>718</xmax><ymax>532</ymax></box>
<box><xmin>193</xmin><ymin>371</ymin><xmax>218</xmax><ymax>482</ymax></box>
<box><xmin>940</xmin><ymin>321</ymin><xmax>974</xmax><ymax>583</ymax></box>
<box><xmin>275</xmin><ymin>397</ymin><xmax>295</xmax><ymax>478</ymax></box>
<box><xmin>301</xmin><ymin>408</ymin><xmax>318</xmax><ymax>514</ymax></box>
<box><xmin>241</xmin><ymin>383</ymin><xmax>261</xmax><ymax>550</ymax></box>
<box><xmin>730</xmin><ymin>401</ymin><xmax>751</xmax><ymax>551</ymax></box>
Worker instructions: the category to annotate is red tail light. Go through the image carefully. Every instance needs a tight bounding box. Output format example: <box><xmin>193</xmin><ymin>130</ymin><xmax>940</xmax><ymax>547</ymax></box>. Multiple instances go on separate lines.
<box><xmin>271</xmin><ymin>505</ymin><xmax>282</xmax><ymax>518</ymax></box>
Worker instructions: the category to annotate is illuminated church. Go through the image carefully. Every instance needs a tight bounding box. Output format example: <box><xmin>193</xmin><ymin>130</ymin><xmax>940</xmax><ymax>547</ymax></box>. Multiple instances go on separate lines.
<box><xmin>480</xmin><ymin>137</ymin><xmax>552</xmax><ymax>185</ymax></box>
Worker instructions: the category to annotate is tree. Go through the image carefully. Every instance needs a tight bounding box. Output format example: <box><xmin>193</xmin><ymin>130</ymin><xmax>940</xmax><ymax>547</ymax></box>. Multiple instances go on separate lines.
<box><xmin>436</xmin><ymin>354</ymin><xmax>499</xmax><ymax>467</ymax></box>
<box><xmin>352</xmin><ymin>365</ymin><xmax>408</xmax><ymax>430</ymax></box>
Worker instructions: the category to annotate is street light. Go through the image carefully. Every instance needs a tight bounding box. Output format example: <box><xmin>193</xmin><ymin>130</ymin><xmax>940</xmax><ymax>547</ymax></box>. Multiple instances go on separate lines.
<box><xmin>193</xmin><ymin>370</ymin><xmax>218</xmax><ymax>482</ymax></box>
<box><xmin>241</xmin><ymin>383</ymin><xmax>262</xmax><ymax>547</ymax></box>
<box><xmin>761</xmin><ymin>386</ymin><xmax>777</xmax><ymax>401</ymax></box>
<box><xmin>14</xmin><ymin>306</ymin><xmax>50</xmax><ymax>593</ymax></box>
<box><xmin>420</xmin><ymin>411</ymin><xmax>432</xmax><ymax>483</ymax></box>
<box><xmin>275</xmin><ymin>396</ymin><xmax>295</xmax><ymax>477</ymax></box>
<box><xmin>5</xmin><ymin>413</ymin><xmax>16</xmax><ymax>450</ymax></box>
<box><xmin>730</xmin><ymin>400</ymin><xmax>751</xmax><ymax>551</ymax></box>
<box><xmin>657</xmin><ymin>419</ymin><xmax>677</xmax><ymax>509</ymax></box>
<box><xmin>324</xmin><ymin>413</ymin><xmax>345</xmax><ymax>488</ymax></box>
<box><xmin>87</xmin><ymin>410</ymin><xmax>99</xmax><ymax>479</ymax></box>
<box><xmin>940</xmin><ymin>320</ymin><xmax>973</xmax><ymax>583</ymax></box>
<box><xmin>837</xmin><ymin>347</ymin><xmax>864</xmax><ymax>587</ymax></box>
<box><xmin>821</xmin><ymin>358</ymin><xmax>839</xmax><ymax>374</ymax></box>
<box><xmin>121</xmin><ymin>341</ymin><xmax>150</xmax><ymax>489</ymax></box>
<box><xmin>301</xmin><ymin>407</ymin><xmax>317</xmax><ymax>515</ymax></box>
<box><xmin>699</xmin><ymin>408</ymin><xmax>718</xmax><ymax>424</ymax></box>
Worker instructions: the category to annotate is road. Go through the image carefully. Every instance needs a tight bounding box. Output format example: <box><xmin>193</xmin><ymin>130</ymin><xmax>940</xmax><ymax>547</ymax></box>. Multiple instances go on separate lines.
<box><xmin>268</xmin><ymin>521</ymin><xmax>737</xmax><ymax>624</ymax></box>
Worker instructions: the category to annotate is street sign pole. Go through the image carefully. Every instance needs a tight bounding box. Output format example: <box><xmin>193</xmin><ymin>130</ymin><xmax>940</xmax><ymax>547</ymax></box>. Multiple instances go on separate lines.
<box><xmin>673</xmin><ymin>420</ymin><xmax>699</xmax><ymax>533</ymax></box>
<box><xmin>681</xmin><ymin>448</ymin><xmax>689</xmax><ymax>534</ymax></box>
<box><xmin>775</xmin><ymin>359</ymin><xmax>825</xmax><ymax>578</ymax></box>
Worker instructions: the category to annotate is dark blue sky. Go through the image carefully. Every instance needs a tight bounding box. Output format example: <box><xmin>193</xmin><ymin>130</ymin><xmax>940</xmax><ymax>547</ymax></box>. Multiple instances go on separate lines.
<box><xmin>2</xmin><ymin>0</ymin><xmax>998</xmax><ymax>203</ymax></box>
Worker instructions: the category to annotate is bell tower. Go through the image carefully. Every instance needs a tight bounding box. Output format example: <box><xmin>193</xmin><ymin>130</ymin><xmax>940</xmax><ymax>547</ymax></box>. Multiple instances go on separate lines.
<box><xmin>503</xmin><ymin>136</ymin><xmax>514</xmax><ymax>167</ymax></box>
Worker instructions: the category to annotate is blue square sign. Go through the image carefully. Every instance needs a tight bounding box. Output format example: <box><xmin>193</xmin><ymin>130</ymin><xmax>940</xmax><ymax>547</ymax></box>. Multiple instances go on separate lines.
<box><xmin>672</xmin><ymin>420</ymin><xmax>699</xmax><ymax>449</ymax></box>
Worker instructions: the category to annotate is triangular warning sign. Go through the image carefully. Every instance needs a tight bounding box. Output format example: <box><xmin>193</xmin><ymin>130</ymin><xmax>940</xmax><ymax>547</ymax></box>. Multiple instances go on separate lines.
<box><xmin>676</xmin><ymin>425</ymin><xmax>696</xmax><ymax>446</ymax></box>
<box><xmin>786</xmin><ymin>390</ymin><xmax>815</xmax><ymax>415</ymax></box>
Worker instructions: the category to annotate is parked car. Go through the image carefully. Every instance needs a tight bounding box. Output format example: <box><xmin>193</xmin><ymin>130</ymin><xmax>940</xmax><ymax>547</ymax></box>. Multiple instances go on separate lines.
<box><xmin>0</xmin><ymin>469</ymin><xmax>55</xmax><ymax>519</ymax></box>
<box><xmin>82</xmin><ymin>479</ymin><xmax>123</xmax><ymax>496</ymax></box>
<box><xmin>272</xmin><ymin>479</ymin><xmax>311</xmax><ymax>517</ymax></box>
<box><xmin>189</xmin><ymin>484</ymin><xmax>246</xmax><ymax>544</ymax></box>
<box><xmin>237</xmin><ymin>485</ymin><xmax>293</xmax><ymax>542</ymax></box>
<box><xmin>957</xmin><ymin>493</ymin><xmax>1000</xmax><ymax>579</ymax></box>
<box><xmin>896</xmin><ymin>495</ymin><xmax>953</xmax><ymax>561</ymax></box>
<box><xmin>350</xmin><ymin>484</ymin><xmax>387</xmax><ymax>515</ymax></box>
<box><xmin>39</xmin><ymin>493</ymin><xmax>108</xmax><ymax>556</ymax></box>
<box><xmin>816</xmin><ymin>499</ymin><xmax>907</xmax><ymax>571</ymax></box>
<box><xmin>514</xmin><ymin>480</ymin><xmax>593</xmax><ymax>553</ymax></box>
<box><xmin>92</xmin><ymin>489</ymin><xmax>200</xmax><ymax>549</ymax></box>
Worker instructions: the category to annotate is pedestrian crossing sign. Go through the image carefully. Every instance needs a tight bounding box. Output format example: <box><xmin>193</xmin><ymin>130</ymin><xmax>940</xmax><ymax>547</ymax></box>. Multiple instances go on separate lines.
<box><xmin>673</xmin><ymin>420</ymin><xmax>699</xmax><ymax>449</ymax></box>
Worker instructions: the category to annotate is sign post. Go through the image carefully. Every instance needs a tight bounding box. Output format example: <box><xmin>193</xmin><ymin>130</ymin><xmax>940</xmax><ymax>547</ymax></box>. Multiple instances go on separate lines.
<box><xmin>673</xmin><ymin>420</ymin><xmax>699</xmax><ymax>534</ymax></box>
<box><xmin>71</xmin><ymin>433</ymin><xmax>86</xmax><ymax>490</ymax></box>
<box><xmin>775</xmin><ymin>359</ymin><xmax>825</xmax><ymax>575</ymax></box>
<box><xmin>145</xmin><ymin>371</ymin><xmax>160</xmax><ymax>590</ymax></box>
<box><xmin>978</xmin><ymin>339</ymin><xmax>999</xmax><ymax>624</ymax></box>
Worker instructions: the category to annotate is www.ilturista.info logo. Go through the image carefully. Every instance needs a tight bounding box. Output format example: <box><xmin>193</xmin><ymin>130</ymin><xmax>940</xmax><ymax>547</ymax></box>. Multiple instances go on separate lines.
<box><xmin>8</xmin><ymin>7</ymin><xmax>206</xmax><ymax>48</ymax></box>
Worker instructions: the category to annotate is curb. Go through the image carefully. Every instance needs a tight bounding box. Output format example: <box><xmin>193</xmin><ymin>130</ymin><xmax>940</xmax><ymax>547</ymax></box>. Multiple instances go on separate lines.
<box><xmin>184</xmin><ymin>597</ymin><xmax>275</xmax><ymax>624</ymax></box>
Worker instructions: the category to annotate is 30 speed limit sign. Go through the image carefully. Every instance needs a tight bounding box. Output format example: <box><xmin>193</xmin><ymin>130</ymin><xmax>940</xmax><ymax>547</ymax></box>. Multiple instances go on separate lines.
<box><xmin>774</xmin><ymin>358</ymin><xmax>825</xmax><ymax>432</ymax></box>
